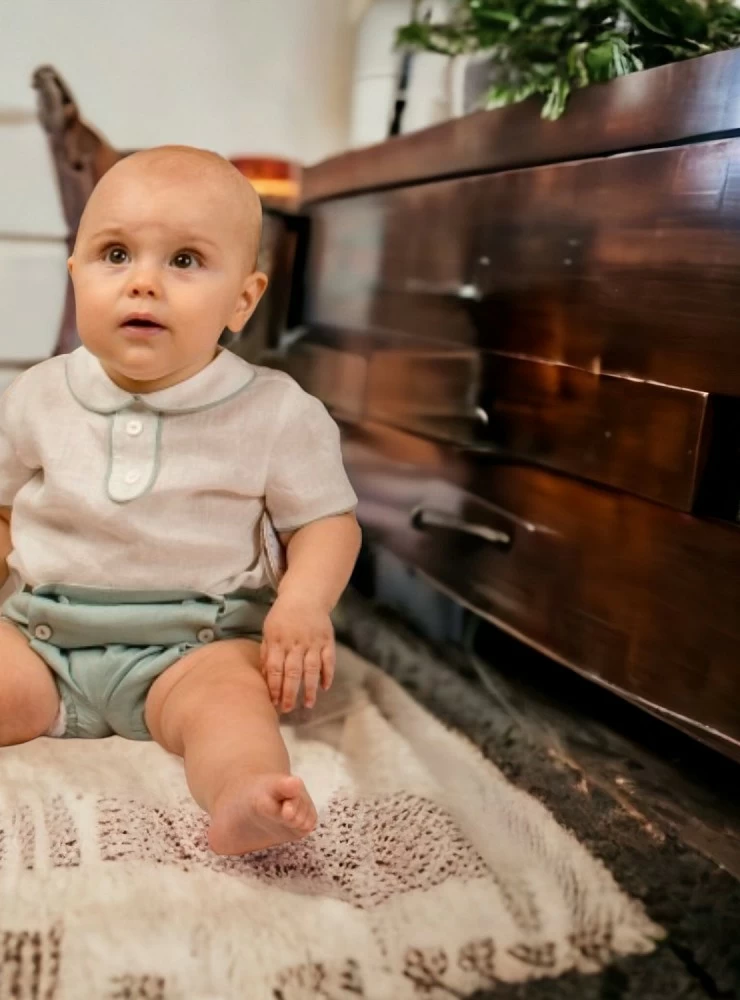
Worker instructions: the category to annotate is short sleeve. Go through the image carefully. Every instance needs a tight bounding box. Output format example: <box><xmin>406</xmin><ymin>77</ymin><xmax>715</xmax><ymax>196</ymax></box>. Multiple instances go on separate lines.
<box><xmin>0</xmin><ymin>380</ymin><xmax>35</xmax><ymax>506</ymax></box>
<box><xmin>265</xmin><ymin>389</ymin><xmax>357</xmax><ymax>532</ymax></box>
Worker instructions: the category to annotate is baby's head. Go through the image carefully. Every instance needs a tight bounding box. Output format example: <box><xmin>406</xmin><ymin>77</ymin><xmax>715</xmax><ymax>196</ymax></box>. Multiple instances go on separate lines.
<box><xmin>68</xmin><ymin>145</ymin><xmax>267</xmax><ymax>392</ymax></box>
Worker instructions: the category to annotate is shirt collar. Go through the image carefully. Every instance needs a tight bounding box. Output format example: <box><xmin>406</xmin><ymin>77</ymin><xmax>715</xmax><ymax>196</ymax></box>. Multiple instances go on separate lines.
<box><xmin>65</xmin><ymin>346</ymin><xmax>256</xmax><ymax>415</ymax></box>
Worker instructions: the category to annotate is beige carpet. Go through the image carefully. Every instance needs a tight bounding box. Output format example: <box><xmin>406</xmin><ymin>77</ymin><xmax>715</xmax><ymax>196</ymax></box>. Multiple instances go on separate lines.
<box><xmin>0</xmin><ymin>646</ymin><xmax>663</xmax><ymax>1000</ymax></box>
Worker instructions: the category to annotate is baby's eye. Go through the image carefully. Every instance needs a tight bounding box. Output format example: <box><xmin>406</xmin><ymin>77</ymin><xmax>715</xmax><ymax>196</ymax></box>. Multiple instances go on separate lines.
<box><xmin>171</xmin><ymin>252</ymin><xmax>201</xmax><ymax>270</ymax></box>
<box><xmin>105</xmin><ymin>246</ymin><xmax>130</xmax><ymax>265</ymax></box>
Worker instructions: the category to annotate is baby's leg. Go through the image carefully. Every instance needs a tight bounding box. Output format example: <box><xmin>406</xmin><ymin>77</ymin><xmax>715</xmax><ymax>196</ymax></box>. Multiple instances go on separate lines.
<box><xmin>145</xmin><ymin>638</ymin><xmax>317</xmax><ymax>855</ymax></box>
<box><xmin>0</xmin><ymin>621</ymin><xmax>60</xmax><ymax>746</ymax></box>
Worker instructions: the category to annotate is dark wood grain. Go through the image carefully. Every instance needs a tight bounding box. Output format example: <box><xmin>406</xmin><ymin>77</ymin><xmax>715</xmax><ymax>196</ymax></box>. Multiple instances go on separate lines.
<box><xmin>340</xmin><ymin>420</ymin><xmax>740</xmax><ymax>758</ymax></box>
<box><xmin>303</xmin><ymin>50</ymin><xmax>740</xmax><ymax>203</ymax></box>
<box><xmin>368</xmin><ymin>348</ymin><xmax>711</xmax><ymax>510</ymax></box>
<box><xmin>275</xmin><ymin>333</ymin><xmax>710</xmax><ymax>510</ymax></box>
<box><xmin>288</xmin><ymin>56</ymin><xmax>740</xmax><ymax>761</ymax></box>
<box><xmin>264</xmin><ymin>340</ymin><xmax>369</xmax><ymax>422</ymax></box>
<box><xmin>306</xmin><ymin>137</ymin><xmax>740</xmax><ymax>396</ymax></box>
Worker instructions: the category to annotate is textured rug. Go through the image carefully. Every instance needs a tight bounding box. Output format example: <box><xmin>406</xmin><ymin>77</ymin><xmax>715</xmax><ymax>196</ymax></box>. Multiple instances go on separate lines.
<box><xmin>0</xmin><ymin>646</ymin><xmax>662</xmax><ymax>1000</ymax></box>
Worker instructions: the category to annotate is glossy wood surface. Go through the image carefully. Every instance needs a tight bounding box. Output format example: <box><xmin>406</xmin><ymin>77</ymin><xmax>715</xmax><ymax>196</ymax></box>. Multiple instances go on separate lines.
<box><xmin>266</xmin><ymin>341</ymin><xmax>370</xmax><ymax>422</ymax></box>
<box><xmin>307</xmin><ymin>137</ymin><xmax>740</xmax><ymax>396</ymax></box>
<box><xmin>290</xmin><ymin>57</ymin><xmax>740</xmax><ymax>757</ymax></box>
<box><xmin>277</xmin><ymin>334</ymin><xmax>710</xmax><ymax>510</ymax></box>
<box><xmin>303</xmin><ymin>50</ymin><xmax>740</xmax><ymax>203</ymax></box>
<box><xmin>372</xmin><ymin>349</ymin><xmax>710</xmax><ymax>510</ymax></box>
<box><xmin>341</xmin><ymin>420</ymin><xmax>740</xmax><ymax>758</ymax></box>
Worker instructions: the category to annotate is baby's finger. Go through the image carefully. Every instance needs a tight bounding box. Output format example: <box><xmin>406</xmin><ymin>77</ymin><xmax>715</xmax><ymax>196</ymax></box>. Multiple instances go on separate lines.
<box><xmin>264</xmin><ymin>643</ymin><xmax>286</xmax><ymax>707</ymax></box>
<box><xmin>281</xmin><ymin>645</ymin><xmax>305</xmax><ymax>714</ymax></box>
<box><xmin>303</xmin><ymin>647</ymin><xmax>322</xmax><ymax>709</ymax></box>
<box><xmin>320</xmin><ymin>641</ymin><xmax>336</xmax><ymax>691</ymax></box>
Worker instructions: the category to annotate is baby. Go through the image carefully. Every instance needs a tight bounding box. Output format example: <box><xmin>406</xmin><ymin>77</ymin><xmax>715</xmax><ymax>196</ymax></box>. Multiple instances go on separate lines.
<box><xmin>0</xmin><ymin>145</ymin><xmax>361</xmax><ymax>855</ymax></box>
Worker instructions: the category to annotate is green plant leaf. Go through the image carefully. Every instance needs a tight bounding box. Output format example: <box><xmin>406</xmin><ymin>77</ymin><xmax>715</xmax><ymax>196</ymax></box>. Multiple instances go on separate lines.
<box><xmin>542</xmin><ymin>77</ymin><xmax>571</xmax><ymax>120</ymax></box>
<box><xmin>618</xmin><ymin>0</ymin><xmax>674</xmax><ymax>35</ymax></box>
<box><xmin>585</xmin><ymin>39</ymin><xmax>616</xmax><ymax>80</ymax></box>
<box><xmin>485</xmin><ymin>80</ymin><xmax>540</xmax><ymax>109</ymax></box>
<box><xmin>396</xmin><ymin>0</ymin><xmax>740</xmax><ymax>119</ymax></box>
<box><xmin>567</xmin><ymin>42</ymin><xmax>590</xmax><ymax>88</ymax></box>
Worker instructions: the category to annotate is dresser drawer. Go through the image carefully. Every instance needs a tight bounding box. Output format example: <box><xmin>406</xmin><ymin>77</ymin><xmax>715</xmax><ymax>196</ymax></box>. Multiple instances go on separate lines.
<box><xmin>263</xmin><ymin>342</ymin><xmax>369</xmax><ymax>423</ymax></box>
<box><xmin>343</xmin><ymin>421</ymin><xmax>740</xmax><ymax>757</ymax></box>
<box><xmin>365</xmin><ymin>348</ymin><xmax>709</xmax><ymax>510</ymax></box>
<box><xmin>279</xmin><ymin>335</ymin><xmax>710</xmax><ymax>512</ymax></box>
<box><xmin>306</xmin><ymin>138</ymin><xmax>740</xmax><ymax>396</ymax></box>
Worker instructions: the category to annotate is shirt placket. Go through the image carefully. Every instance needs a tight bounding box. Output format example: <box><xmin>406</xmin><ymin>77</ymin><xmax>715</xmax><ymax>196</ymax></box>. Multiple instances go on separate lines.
<box><xmin>107</xmin><ymin>405</ymin><xmax>161</xmax><ymax>503</ymax></box>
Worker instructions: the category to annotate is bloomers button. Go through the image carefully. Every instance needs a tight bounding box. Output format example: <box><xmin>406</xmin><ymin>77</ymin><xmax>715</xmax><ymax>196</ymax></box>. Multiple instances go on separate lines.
<box><xmin>124</xmin><ymin>469</ymin><xmax>141</xmax><ymax>485</ymax></box>
<box><xmin>197</xmin><ymin>628</ymin><xmax>215</xmax><ymax>644</ymax></box>
<box><xmin>126</xmin><ymin>418</ymin><xmax>143</xmax><ymax>436</ymax></box>
<box><xmin>34</xmin><ymin>624</ymin><xmax>52</xmax><ymax>641</ymax></box>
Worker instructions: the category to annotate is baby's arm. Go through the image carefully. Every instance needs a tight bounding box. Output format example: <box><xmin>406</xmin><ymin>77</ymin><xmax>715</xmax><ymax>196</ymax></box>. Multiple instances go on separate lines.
<box><xmin>0</xmin><ymin>507</ymin><xmax>11</xmax><ymax>588</ymax></box>
<box><xmin>261</xmin><ymin>512</ymin><xmax>361</xmax><ymax>713</ymax></box>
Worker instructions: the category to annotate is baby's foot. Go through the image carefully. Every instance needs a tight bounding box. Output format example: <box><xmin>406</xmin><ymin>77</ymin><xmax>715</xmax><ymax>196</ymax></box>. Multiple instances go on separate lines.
<box><xmin>208</xmin><ymin>773</ymin><xmax>317</xmax><ymax>856</ymax></box>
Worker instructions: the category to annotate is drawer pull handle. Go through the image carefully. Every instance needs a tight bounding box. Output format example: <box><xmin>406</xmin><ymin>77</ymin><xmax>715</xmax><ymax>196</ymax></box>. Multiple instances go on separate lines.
<box><xmin>410</xmin><ymin>506</ymin><xmax>512</xmax><ymax>549</ymax></box>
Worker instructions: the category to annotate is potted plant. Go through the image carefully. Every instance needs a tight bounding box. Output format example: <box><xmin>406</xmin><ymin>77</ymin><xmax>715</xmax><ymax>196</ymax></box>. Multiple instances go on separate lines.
<box><xmin>397</xmin><ymin>0</ymin><xmax>740</xmax><ymax>120</ymax></box>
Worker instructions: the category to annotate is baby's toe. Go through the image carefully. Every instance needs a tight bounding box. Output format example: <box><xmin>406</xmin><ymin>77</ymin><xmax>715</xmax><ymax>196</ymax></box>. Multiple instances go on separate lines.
<box><xmin>298</xmin><ymin>800</ymin><xmax>317</xmax><ymax>833</ymax></box>
<box><xmin>278</xmin><ymin>775</ymin><xmax>304</xmax><ymax>800</ymax></box>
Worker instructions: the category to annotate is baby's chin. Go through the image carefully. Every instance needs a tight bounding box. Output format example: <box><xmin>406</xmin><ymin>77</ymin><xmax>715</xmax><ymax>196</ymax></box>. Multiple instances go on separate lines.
<box><xmin>99</xmin><ymin>344</ymin><xmax>220</xmax><ymax>394</ymax></box>
<box><xmin>97</xmin><ymin>346</ymin><xmax>180</xmax><ymax>392</ymax></box>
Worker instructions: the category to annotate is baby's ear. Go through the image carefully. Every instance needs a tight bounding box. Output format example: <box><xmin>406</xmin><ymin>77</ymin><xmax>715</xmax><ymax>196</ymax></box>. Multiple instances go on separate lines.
<box><xmin>226</xmin><ymin>270</ymin><xmax>268</xmax><ymax>333</ymax></box>
<box><xmin>67</xmin><ymin>256</ymin><xmax>75</xmax><ymax>276</ymax></box>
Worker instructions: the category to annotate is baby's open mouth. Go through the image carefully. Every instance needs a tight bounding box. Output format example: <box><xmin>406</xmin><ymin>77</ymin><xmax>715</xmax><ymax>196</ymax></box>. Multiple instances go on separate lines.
<box><xmin>121</xmin><ymin>315</ymin><xmax>166</xmax><ymax>333</ymax></box>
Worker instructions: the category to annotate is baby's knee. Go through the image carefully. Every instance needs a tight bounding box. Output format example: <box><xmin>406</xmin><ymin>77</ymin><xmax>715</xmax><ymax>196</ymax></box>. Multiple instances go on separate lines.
<box><xmin>193</xmin><ymin>640</ymin><xmax>263</xmax><ymax>688</ymax></box>
<box><xmin>0</xmin><ymin>682</ymin><xmax>57</xmax><ymax>747</ymax></box>
<box><xmin>145</xmin><ymin>638</ymin><xmax>263</xmax><ymax>748</ymax></box>
<box><xmin>0</xmin><ymin>627</ymin><xmax>60</xmax><ymax>746</ymax></box>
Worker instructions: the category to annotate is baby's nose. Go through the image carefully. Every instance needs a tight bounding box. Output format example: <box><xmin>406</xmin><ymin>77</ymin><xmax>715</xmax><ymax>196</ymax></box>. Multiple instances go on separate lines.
<box><xmin>129</xmin><ymin>282</ymin><xmax>158</xmax><ymax>298</ymax></box>
<box><xmin>127</xmin><ymin>267</ymin><xmax>161</xmax><ymax>298</ymax></box>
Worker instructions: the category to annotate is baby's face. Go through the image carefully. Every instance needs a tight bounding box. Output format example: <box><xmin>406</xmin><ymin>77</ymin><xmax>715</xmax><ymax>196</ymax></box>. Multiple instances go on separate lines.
<box><xmin>69</xmin><ymin>149</ymin><xmax>267</xmax><ymax>392</ymax></box>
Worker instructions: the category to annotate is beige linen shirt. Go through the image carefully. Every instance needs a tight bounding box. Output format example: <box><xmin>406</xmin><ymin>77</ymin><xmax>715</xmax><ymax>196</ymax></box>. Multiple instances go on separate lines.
<box><xmin>0</xmin><ymin>346</ymin><xmax>357</xmax><ymax>595</ymax></box>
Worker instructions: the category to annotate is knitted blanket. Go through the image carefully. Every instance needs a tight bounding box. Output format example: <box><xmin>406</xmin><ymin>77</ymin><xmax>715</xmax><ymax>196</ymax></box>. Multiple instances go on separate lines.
<box><xmin>0</xmin><ymin>645</ymin><xmax>662</xmax><ymax>999</ymax></box>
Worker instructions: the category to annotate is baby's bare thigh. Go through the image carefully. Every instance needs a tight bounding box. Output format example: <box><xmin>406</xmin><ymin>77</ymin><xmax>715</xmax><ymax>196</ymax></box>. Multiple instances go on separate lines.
<box><xmin>0</xmin><ymin>621</ymin><xmax>60</xmax><ymax>746</ymax></box>
<box><xmin>145</xmin><ymin>638</ymin><xmax>267</xmax><ymax>749</ymax></box>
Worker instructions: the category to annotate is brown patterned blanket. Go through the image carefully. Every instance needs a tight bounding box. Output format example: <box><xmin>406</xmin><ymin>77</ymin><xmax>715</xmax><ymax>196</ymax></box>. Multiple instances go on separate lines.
<box><xmin>0</xmin><ymin>646</ymin><xmax>662</xmax><ymax>999</ymax></box>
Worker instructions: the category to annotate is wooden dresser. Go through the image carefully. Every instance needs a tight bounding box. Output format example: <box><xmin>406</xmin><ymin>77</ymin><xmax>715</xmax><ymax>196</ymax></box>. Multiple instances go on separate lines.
<box><xmin>269</xmin><ymin>50</ymin><xmax>740</xmax><ymax>761</ymax></box>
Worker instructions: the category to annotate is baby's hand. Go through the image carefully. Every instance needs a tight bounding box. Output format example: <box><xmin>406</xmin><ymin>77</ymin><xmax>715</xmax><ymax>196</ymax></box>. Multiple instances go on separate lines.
<box><xmin>260</xmin><ymin>593</ymin><xmax>335</xmax><ymax>713</ymax></box>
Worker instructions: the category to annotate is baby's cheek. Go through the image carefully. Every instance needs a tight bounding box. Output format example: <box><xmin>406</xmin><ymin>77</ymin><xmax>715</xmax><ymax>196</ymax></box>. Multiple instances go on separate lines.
<box><xmin>77</xmin><ymin>277</ymin><xmax>115</xmax><ymax>313</ymax></box>
<box><xmin>182</xmin><ymin>282</ymin><xmax>232</xmax><ymax>323</ymax></box>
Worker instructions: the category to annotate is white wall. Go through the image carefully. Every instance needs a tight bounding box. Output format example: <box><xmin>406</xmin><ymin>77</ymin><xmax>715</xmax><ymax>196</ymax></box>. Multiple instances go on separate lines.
<box><xmin>2</xmin><ymin>0</ymin><xmax>355</xmax><ymax>165</ymax></box>
<box><xmin>0</xmin><ymin>0</ymin><xmax>358</xmax><ymax>370</ymax></box>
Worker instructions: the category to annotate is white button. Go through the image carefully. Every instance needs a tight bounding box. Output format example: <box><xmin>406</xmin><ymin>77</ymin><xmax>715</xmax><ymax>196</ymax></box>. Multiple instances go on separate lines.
<box><xmin>124</xmin><ymin>469</ymin><xmax>141</xmax><ymax>485</ymax></box>
<box><xmin>126</xmin><ymin>418</ymin><xmax>143</xmax><ymax>436</ymax></box>
<box><xmin>34</xmin><ymin>624</ymin><xmax>52</xmax><ymax>641</ymax></box>
<box><xmin>197</xmin><ymin>628</ymin><xmax>215</xmax><ymax>644</ymax></box>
